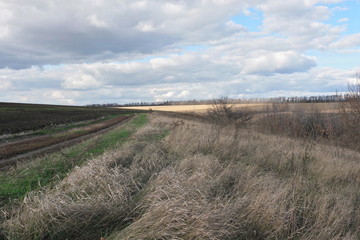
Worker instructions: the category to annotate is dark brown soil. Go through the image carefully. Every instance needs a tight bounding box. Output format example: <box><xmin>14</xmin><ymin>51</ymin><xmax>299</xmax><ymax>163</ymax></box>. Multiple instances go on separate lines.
<box><xmin>0</xmin><ymin>102</ymin><xmax>141</xmax><ymax>135</ymax></box>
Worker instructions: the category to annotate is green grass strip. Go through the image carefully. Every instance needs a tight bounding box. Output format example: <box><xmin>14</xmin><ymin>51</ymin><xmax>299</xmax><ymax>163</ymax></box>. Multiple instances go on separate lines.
<box><xmin>0</xmin><ymin>114</ymin><xmax>148</xmax><ymax>206</ymax></box>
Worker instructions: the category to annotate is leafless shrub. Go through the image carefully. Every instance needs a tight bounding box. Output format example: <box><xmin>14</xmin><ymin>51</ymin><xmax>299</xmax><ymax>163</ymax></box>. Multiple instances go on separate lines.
<box><xmin>207</xmin><ymin>96</ymin><xmax>234</xmax><ymax>120</ymax></box>
<box><xmin>208</xmin><ymin>96</ymin><xmax>251</xmax><ymax>126</ymax></box>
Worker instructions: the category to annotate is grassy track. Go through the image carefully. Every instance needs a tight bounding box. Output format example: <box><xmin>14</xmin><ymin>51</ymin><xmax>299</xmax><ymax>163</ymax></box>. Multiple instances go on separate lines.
<box><xmin>0</xmin><ymin>114</ymin><xmax>147</xmax><ymax>207</ymax></box>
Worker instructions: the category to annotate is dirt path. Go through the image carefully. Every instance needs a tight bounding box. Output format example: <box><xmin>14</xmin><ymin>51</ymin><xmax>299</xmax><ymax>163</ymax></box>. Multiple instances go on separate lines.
<box><xmin>0</xmin><ymin>115</ymin><xmax>133</xmax><ymax>170</ymax></box>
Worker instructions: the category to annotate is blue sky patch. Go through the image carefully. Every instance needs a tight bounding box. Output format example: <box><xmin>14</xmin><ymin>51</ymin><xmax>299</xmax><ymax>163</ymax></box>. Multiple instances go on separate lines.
<box><xmin>231</xmin><ymin>8</ymin><xmax>263</xmax><ymax>32</ymax></box>
<box><xmin>326</xmin><ymin>1</ymin><xmax>360</xmax><ymax>35</ymax></box>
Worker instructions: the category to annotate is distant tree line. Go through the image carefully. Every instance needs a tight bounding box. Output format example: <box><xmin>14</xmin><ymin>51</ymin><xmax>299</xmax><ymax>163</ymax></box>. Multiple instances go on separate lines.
<box><xmin>86</xmin><ymin>93</ymin><xmax>351</xmax><ymax>107</ymax></box>
<box><xmin>263</xmin><ymin>94</ymin><xmax>346</xmax><ymax>103</ymax></box>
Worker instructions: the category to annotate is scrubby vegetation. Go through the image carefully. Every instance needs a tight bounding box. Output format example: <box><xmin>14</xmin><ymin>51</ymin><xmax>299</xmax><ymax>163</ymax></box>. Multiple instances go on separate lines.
<box><xmin>1</xmin><ymin>109</ymin><xmax>359</xmax><ymax>239</ymax></box>
<box><xmin>251</xmin><ymin>76</ymin><xmax>360</xmax><ymax>152</ymax></box>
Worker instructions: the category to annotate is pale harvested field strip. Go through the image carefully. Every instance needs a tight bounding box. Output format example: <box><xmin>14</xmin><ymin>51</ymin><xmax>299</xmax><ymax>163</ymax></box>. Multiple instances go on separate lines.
<box><xmin>116</xmin><ymin>103</ymin><xmax>268</xmax><ymax>113</ymax></box>
<box><xmin>116</xmin><ymin>102</ymin><xmax>340</xmax><ymax>113</ymax></box>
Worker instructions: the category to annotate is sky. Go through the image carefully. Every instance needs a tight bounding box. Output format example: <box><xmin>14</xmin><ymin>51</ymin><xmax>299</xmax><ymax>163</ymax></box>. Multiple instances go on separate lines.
<box><xmin>0</xmin><ymin>0</ymin><xmax>359</xmax><ymax>105</ymax></box>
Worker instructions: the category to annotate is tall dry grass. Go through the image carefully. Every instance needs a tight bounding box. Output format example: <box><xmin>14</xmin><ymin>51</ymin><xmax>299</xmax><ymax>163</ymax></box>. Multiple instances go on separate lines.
<box><xmin>1</xmin><ymin>115</ymin><xmax>176</xmax><ymax>239</ymax></box>
<box><xmin>2</xmin><ymin>113</ymin><xmax>360</xmax><ymax>239</ymax></box>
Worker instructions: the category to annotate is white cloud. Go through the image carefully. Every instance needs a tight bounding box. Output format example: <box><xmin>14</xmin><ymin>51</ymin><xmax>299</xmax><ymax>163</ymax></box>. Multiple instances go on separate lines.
<box><xmin>87</xmin><ymin>14</ymin><xmax>108</xmax><ymax>28</ymax></box>
<box><xmin>178</xmin><ymin>90</ymin><xmax>191</xmax><ymax>98</ymax></box>
<box><xmin>0</xmin><ymin>0</ymin><xmax>358</xmax><ymax>105</ymax></box>
<box><xmin>330</xmin><ymin>33</ymin><xmax>360</xmax><ymax>49</ymax></box>
<box><xmin>257</xmin><ymin>0</ymin><xmax>344</xmax><ymax>50</ymax></box>
<box><xmin>337</xmin><ymin>17</ymin><xmax>348</xmax><ymax>23</ymax></box>
<box><xmin>0</xmin><ymin>7</ymin><xmax>12</xmax><ymax>39</ymax></box>
<box><xmin>0</xmin><ymin>65</ymin><xmax>356</xmax><ymax>105</ymax></box>
<box><xmin>136</xmin><ymin>21</ymin><xmax>156</xmax><ymax>32</ymax></box>
<box><xmin>62</xmin><ymin>72</ymin><xmax>102</xmax><ymax>89</ymax></box>
<box><xmin>162</xmin><ymin>2</ymin><xmax>185</xmax><ymax>16</ymax></box>
<box><xmin>130</xmin><ymin>1</ymin><xmax>148</xmax><ymax>10</ymax></box>
<box><xmin>305</xmin><ymin>0</ymin><xmax>343</xmax><ymax>5</ymax></box>
<box><xmin>0</xmin><ymin>80</ymin><xmax>11</xmax><ymax>90</ymax></box>
<box><xmin>225</xmin><ymin>21</ymin><xmax>247</xmax><ymax>32</ymax></box>
<box><xmin>0</xmin><ymin>0</ymin><xmax>348</xmax><ymax>69</ymax></box>
<box><xmin>0</xmin><ymin>0</ymin><xmax>250</xmax><ymax>69</ymax></box>
<box><xmin>46</xmin><ymin>90</ymin><xmax>76</xmax><ymax>105</ymax></box>
<box><xmin>241</xmin><ymin>51</ymin><xmax>316</xmax><ymax>75</ymax></box>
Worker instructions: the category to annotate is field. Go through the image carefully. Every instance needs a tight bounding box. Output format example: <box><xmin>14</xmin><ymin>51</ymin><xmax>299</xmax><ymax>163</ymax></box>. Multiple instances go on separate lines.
<box><xmin>0</xmin><ymin>115</ymin><xmax>131</xmax><ymax>163</ymax></box>
<box><xmin>118</xmin><ymin>103</ymin><xmax>268</xmax><ymax>112</ymax></box>
<box><xmin>0</xmin><ymin>101</ymin><xmax>359</xmax><ymax>239</ymax></box>
<box><xmin>0</xmin><ymin>102</ymin><xmax>141</xmax><ymax>135</ymax></box>
<box><xmin>0</xmin><ymin>102</ymin><xmax>144</xmax><ymax>169</ymax></box>
<box><xmin>117</xmin><ymin>102</ymin><xmax>340</xmax><ymax>113</ymax></box>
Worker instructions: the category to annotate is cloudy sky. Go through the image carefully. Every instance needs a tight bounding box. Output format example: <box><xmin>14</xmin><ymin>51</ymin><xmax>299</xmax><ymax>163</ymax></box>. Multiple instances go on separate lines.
<box><xmin>0</xmin><ymin>0</ymin><xmax>359</xmax><ymax>105</ymax></box>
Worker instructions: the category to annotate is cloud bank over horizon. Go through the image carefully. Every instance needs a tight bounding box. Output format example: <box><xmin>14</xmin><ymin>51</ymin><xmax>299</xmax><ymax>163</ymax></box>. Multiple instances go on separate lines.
<box><xmin>0</xmin><ymin>0</ymin><xmax>359</xmax><ymax>105</ymax></box>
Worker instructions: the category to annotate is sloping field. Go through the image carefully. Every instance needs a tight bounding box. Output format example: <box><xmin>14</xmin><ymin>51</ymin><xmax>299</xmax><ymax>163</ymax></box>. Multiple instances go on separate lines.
<box><xmin>0</xmin><ymin>102</ymin><xmax>140</xmax><ymax>135</ymax></box>
<box><xmin>1</xmin><ymin>112</ymin><xmax>358</xmax><ymax>239</ymax></box>
<box><xmin>0</xmin><ymin>115</ymin><xmax>131</xmax><ymax>164</ymax></box>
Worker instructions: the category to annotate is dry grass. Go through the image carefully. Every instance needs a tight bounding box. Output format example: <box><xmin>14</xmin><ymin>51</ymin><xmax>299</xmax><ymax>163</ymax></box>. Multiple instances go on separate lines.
<box><xmin>1</xmin><ymin>113</ymin><xmax>359</xmax><ymax>239</ymax></box>
<box><xmin>1</xmin><ymin>114</ymin><xmax>175</xmax><ymax>240</ymax></box>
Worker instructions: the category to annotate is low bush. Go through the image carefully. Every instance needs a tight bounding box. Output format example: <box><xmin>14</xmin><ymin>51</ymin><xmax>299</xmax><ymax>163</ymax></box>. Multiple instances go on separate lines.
<box><xmin>208</xmin><ymin>97</ymin><xmax>251</xmax><ymax>126</ymax></box>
